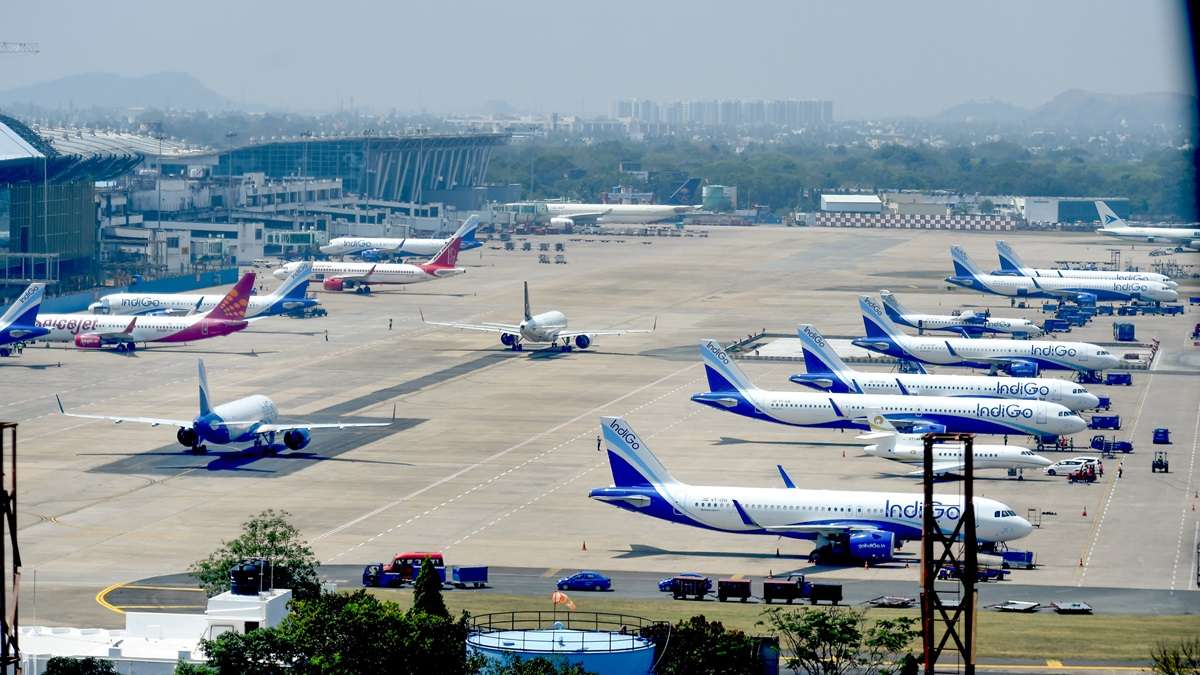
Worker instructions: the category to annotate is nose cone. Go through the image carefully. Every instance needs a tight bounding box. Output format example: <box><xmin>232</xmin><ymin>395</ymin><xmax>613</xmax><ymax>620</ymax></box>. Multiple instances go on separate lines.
<box><xmin>1011</xmin><ymin>516</ymin><xmax>1034</xmax><ymax>540</ymax></box>
<box><xmin>1028</xmin><ymin>454</ymin><xmax>1054</xmax><ymax>467</ymax></box>
<box><xmin>1166</xmin><ymin>280</ymin><xmax>1179</xmax><ymax>289</ymax></box>
<box><xmin>1161</xmin><ymin>289</ymin><xmax>1179</xmax><ymax>302</ymax></box>
<box><xmin>1063</xmin><ymin>414</ymin><xmax>1087</xmax><ymax>434</ymax></box>
<box><xmin>1077</xmin><ymin>393</ymin><xmax>1100</xmax><ymax>411</ymax></box>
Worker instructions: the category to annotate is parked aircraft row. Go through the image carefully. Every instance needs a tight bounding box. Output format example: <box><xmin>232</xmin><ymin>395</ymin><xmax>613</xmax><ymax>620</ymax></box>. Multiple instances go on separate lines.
<box><xmin>89</xmin><ymin>263</ymin><xmax>317</xmax><ymax>318</ymax></box>
<box><xmin>319</xmin><ymin>215</ymin><xmax>483</xmax><ymax>258</ymax></box>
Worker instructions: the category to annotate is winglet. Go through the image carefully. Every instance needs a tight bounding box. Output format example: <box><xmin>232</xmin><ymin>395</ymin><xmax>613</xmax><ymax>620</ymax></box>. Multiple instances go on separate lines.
<box><xmin>732</xmin><ymin>499</ymin><xmax>759</xmax><ymax>527</ymax></box>
<box><xmin>390</xmin><ymin>404</ymin><xmax>397</xmax><ymax>425</ymax></box>
<box><xmin>776</xmin><ymin>465</ymin><xmax>796</xmax><ymax>489</ymax></box>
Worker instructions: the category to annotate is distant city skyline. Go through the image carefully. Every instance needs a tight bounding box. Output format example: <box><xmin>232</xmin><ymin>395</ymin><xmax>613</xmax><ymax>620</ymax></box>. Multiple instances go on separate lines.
<box><xmin>2</xmin><ymin>1</ymin><xmax>1194</xmax><ymax>119</ymax></box>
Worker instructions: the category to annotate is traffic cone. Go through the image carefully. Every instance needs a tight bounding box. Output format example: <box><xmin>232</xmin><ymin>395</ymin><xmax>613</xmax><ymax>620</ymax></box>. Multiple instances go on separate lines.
<box><xmin>842</xmin><ymin>449</ymin><xmax>846</xmax><ymax>458</ymax></box>
<box><xmin>1079</xmin><ymin>558</ymin><xmax>1083</xmax><ymax>567</ymax></box>
<box><xmin>864</xmin><ymin>560</ymin><xmax>869</xmax><ymax>570</ymax></box>
<box><xmin>1082</xmin><ymin>505</ymin><xmax>1087</xmax><ymax>517</ymax></box>
<box><xmin>775</xmin><ymin>547</ymin><xmax>780</xmax><ymax>557</ymax></box>
<box><xmin>581</xmin><ymin>541</ymin><xmax>587</xmax><ymax>552</ymax></box>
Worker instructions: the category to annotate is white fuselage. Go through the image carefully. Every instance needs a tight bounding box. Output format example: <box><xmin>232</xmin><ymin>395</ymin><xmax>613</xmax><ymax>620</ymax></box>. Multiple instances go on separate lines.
<box><xmin>276</xmin><ymin>261</ymin><xmax>460</xmax><ymax>285</ymax></box>
<box><xmin>864</xmin><ymin>437</ymin><xmax>1053</xmax><ymax>473</ymax></box>
<box><xmin>90</xmin><ymin>293</ymin><xmax>294</xmax><ymax>318</ymax></box>
<box><xmin>827</xmin><ymin>371</ymin><xmax>1098</xmax><ymax>412</ymax></box>
<box><xmin>520</xmin><ymin>310</ymin><xmax>568</xmax><ymax>343</ymax></box>
<box><xmin>547</xmin><ymin>203</ymin><xmax>691</xmax><ymax>224</ymax></box>
<box><xmin>197</xmin><ymin>395</ymin><xmax>280</xmax><ymax>445</ymax></box>
<box><xmin>320</xmin><ymin>236</ymin><xmax>446</xmax><ymax>257</ymax></box>
<box><xmin>1099</xmin><ymin>225</ymin><xmax>1200</xmax><ymax>248</ymax></box>
<box><xmin>1009</xmin><ymin>266</ymin><xmax>1175</xmax><ymax>287</ymax></box>
<box><xmin>36</xmin><ymin>313</ymin><xmax>206</xmax><ymax>343</ymax></box>
<box><xmin>957</xmin><ymin>273</ymin><xmax>1178</xmax><ymax>302</ymax></box>
<box><xmin>654</xmin><ymin>481</ymin><xmax>1031</xmax><ymax>543</ymax></box>
<box><xmin>866</xmin><ymin>334</ymin><xmax>1120</xmax><ymax>372</ymax></box>
<box><xmin>900</xmin><ymin>312</ymin><xmax>1041</xmax><ymax>336</ymax></box>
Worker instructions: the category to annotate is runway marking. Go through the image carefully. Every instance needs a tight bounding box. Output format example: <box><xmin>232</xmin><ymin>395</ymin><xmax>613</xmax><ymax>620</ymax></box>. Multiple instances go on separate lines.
<box><xmin>122</xmin><ymin>584</ymin><xmax>205</xmax><ymax>592</ymax></box>
<box><xmin>316</xmin><ymin>362</ymin><xmax>699</xmax><ymax>548</ymax></box>
<box><xmin>1077</xmin><ymin>362</ymin><xmax>1156</xmax><ymax>586</ymax></box>
<box><xmin>115</xmin><ymin>604</ymin><xmax>206</xmax><ymax>610</ymax></box>
<box><xmin>1169</xmin><ymin>402</ymin><xmax>1200</xmax><ymax>592</ymax></box>
<box><xmin>541</xmin><ymin>568</ymin><xmax>561</xmax><ymax>578</ymax></box>
<box><xmin>95</xmin><ymin>581</ymin><xmax>127</xmax><ymax>615</ymax></box>
<box><xmin>1045</xmin><ymin>660</ymin><xmax>1064</xmax><ymax>668</ymax></box>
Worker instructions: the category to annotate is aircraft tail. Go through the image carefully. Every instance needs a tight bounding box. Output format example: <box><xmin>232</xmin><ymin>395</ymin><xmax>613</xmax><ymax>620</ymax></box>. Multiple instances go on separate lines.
<box><xmin>856</xmin><ymin>413</ymin><xmax>900</xmax><ymax>452</ymax></box>
<box><xmin>699</xmin><ymin>339</ymin><xmax>756</xmax><ymax>394</ymax></box>
<box><xmin>426</xmin><ymin>228</ymin><xmax>464</xmax><ymax>268</ymax></box>
<box><xmin>858</xmin><ymin>295</ymin><xmax>904</xmax><ymax>340</ymax></box>
<box><xmin>878</xmin><ymin>290</ymin><xmax>911</xmax><ymax>324</ymax></box>
<box><xmin>600</xmin><ymin>416</ymin><xmax>678</xmax><ymax>487</ymax></box>
<box><xmin>205</xmin><ymin>272</ymin><xmax>255</xmax><ymax>321</ymax></box>
<box><xmin>950</xmin><ymin>245</ymin><xmax>983</xmax><ymax>279</ymax></box>
<box><xmin>1095</xmin><ymin>201</ymin><xmax>1126</xmax><ymax>228</ymax></box>
<box><xmin>458</xmin><ymin>215</ymin><xmax>480</xmax><ymax>246</ymax></box>
<box><xmin>267</xmin><ymin>261</ymin><xmax>312</xmax><ymax>302</ymax></box>
<box><xmin>795</xmin><ymin>324</ymin><xmax>855</xmax><ymax>392</ymax></box>
<box><xmin>198</xmin><ymin>359</ymin><xmax>213</xmax><ymax>416</ymax></box>
<box><xmin>995</xmin><ymin>240</ymin><xmax>1027</xmax><ymax>273</ymax></box>
<box><xmin>1</xmin><ymin>282</ymin><xmax>46</xmax><ymax>328</ymax></box>
<box><xmin>523</xmin><ymin>281</ymin><xmax>532</xmax><ymax>321</ymax></box>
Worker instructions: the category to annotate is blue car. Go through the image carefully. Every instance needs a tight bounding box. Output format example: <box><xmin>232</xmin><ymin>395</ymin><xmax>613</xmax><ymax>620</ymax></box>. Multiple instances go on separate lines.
<box><xmin>657</xmin><ymin>573</ymin><xmax>712</xmax><ymax>593</ymax></box>
<box><xmin>557</xmin><ymin>571</ymin><xmax>612</xmax><ymax>592</ymax></box>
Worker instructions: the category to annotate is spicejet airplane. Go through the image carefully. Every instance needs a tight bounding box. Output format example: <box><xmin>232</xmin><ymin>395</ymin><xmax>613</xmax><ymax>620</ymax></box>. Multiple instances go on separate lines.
<box><xmin>420</xmin><ymin>281</ymin><xmax>655</xmax><ymax>352</ymax></box>
<box><xmin>789</xmin><ymin>324</ymin><xmax>1099</xmax><ymax>411</ymax></box>
<box><xmin>57</xmin><ymin>359</ymin><xmax>393</xmax><ymax>454</ymax></box>
<box><xmin>994</xmin><ymin>240</ymin><xmax>1175</xmax><ymax>287</ymax></box>
<box><xmin>0</xmin><ymin>282</ymin><xmax>50</xmax><ymax>356</ymax></box>
<box><xmin>275</xmin><ymin>219</ymin><xmax>469</xmax><ymax>294</ymax></box>
<box><xmin>879</xmin><ymin>290</ymin><xmax>1042</xmax><ymax>337</ymax></box>
<box><xmin>853</xmin><ymin>295</ymin><xmax>1120</xmax><ymax>376</ymax></box>
<box><xmin>89</xmin><ymin>262</ymin><xmax>317</xmax><ymax>318</ymax></box>
<box><xmin>36</xmin><ymin>273</ymin><xmax>257</xmax><ymax>352</ymax></box>
<box><xmin>857</xmin><ymin>415</ymin><xmax>1052</xmax><ymax>477</ymax></box>
<box><xmin>691</xmin><ymin>339</ymin><xmax>1086</xmax><ymax>439</ymax></box>
<box><xmin>320</xmin><ymin>216</ymin><xmax>482</xmax><ymax>258</ymax></box>
<box><xmin>589</xmin><ymin>416</ymin><xmax>1033</xmax><ymax>564</ymax></box>
<box><xmin>1095</xmin><ymin>201</ymin><xmax>1200</xmax><ymax>250</ymax></box>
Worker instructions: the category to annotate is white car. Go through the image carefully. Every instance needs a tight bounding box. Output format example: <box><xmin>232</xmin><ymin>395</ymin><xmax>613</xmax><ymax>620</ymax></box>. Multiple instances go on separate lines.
<box><xmin>1045</xmin><ymin>457</ymin><xmax>1101</xmax><ymax>476</ymax></box>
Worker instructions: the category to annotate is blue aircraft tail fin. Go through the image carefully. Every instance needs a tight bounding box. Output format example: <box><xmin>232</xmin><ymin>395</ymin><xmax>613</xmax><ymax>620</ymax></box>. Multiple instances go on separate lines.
<box><xmin>859</xmin><ymin>295</ymin><xmax>903</xmax><ymax>340</ymax></box>
<box><xmin>950</xmin><ymin>246</ymin><xmax>982</xmax><ymax>279</ymax></box>
<box><xmin>600</xmin><ymin>416</ymin><xmax>678</xmax><ymax>487</ymax></box>
<box><xmin>699</xmin><ymin>340</ymin><xmax>755</xmax><ymax>394</ymax></box>
<box><xmin>2</xmin><ymin>282</ymin><xmax>45</xmax><ymax>328</ymax></box>
<box><xmin>796</xmin><ymin>324</ymin><xmax>854</xmax><ymax>392</ymax></box>
<box><xmin>197</xmin><ymin>359</ymin><xmax>213</xmax><ymax>416</ymax></box>
<box><xmin>995</xmin><ymin>240</ymin><xmax>1026</xmax><ymax>274</ymax></box>
<box><xmin>879</xmin><ymin>290</ymin><xmax>911</xmax><ymax>324</ymax></box>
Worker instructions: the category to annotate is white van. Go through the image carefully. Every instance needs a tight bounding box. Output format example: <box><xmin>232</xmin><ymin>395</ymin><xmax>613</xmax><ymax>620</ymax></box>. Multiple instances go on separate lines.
<box><xmin>1044</xmin><ymin>457</ymin><xmax>1100</xmax><ymax>476</ymax></box>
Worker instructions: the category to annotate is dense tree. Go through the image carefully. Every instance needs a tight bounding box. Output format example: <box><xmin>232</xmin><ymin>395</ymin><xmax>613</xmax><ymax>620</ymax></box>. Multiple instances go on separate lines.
<box><xmin>411</xmin><ymin>556</ymin><xmax>450</xmax><ymax>619</ymax></box>
<box><xmin>43</xmin><ymin>658</ymin><xmax>118</xmax><ymax>675</ymax></box>
<box><xmin>763</xmin><ymin>606</ymin><xmax>917</xmax><ymax>675</ymax></box>
<box><xmin>189</xmin><ymin>509</ymin><xmax>321</xmax><ymax>599</ymax></box>
<box><xmin>483</xmin><ymin>655</ymin><xmax>593</xmax><ymax>674</ymax></box>
<box><xmin>642</xmin><ymin>615</ymin><xmax>764</xmax><ymax>675</ymax></box>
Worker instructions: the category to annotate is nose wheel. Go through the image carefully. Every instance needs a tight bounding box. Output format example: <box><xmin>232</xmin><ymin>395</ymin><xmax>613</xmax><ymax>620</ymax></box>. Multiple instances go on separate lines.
<box><xmin>189</xmin><ymin>445</ymin><xmax>208</xmax><ymax>455</ymax></box>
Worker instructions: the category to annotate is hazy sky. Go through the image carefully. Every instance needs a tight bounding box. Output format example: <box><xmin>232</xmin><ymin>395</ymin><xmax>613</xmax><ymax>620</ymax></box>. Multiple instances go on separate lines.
<box><xmin>3</xmin><ymin>1</ymin><xmax>1194</xmax><ymax>118</ymax></box>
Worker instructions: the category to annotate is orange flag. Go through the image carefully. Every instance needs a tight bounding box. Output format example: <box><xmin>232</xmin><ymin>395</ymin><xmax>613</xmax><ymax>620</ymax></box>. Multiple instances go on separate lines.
<box><xmin>551</xmin><ymin>590</ymin><xmax>576</xmax><ymax>610</ymax></box>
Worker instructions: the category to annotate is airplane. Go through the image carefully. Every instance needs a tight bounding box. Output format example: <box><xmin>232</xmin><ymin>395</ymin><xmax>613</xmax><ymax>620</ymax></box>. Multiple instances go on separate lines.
<box><xmin>852</xmin><ymin>295</ymin><xmax>1120</xmax><ymax>376</ymax></box>
<box><xmin>857</xmin><ymin>415</ymin><xmax>1053</xmax><ymax>477</ymax></box>
<box><xmin>994</xmin><ymin>240</ymin><xmax>1175</xmax><ymax>287</ymax></box>
<box><xmin>945</xmin><ymin>245</ymin><xmax>1178</xmax><ymax>304</ymax></box>
<box><xmin>502</xmin><ymin>202</ymin><xmax>695</xmax><ymax>229</ymax></box>
<box><xmin>56</xmin><ymin>359</ymin><xmax>394</xmax><ymax>454</ymax></box>
<box><xmin>36</xmin><ymin>273</ymin><xmax>257</xmax><ymax>352</ymax></box>
<box><xmin>0</xmin><ymin>282</ymin><xmax>50</xmax><ymax>356</ymax></box>
<box><xmin>879</xmin><ymin>290</ymin><xmax>1042</xmax><ymax>337</ymax></box>
<box><xmin>789</xmin><ymin>324</ymin><xmax>1099</xmax><ymax>411</ymax></box>
<box><xmin>319</xmin><ymin>215</ymin><xmax>482</xmax><ymax>258</ymax></box>
<box><xmin>588</xmin><ymin>416</ymin><xmax>1034</xmax><ymax>565</ymax></box>
<box><xmin>1095</xmin><ymin>201</ymin><xmax>1200</xmax><ymax>250</ymax></box>
<box><xmin>420</xmin><ymin>281</ymin><xmax>655</xmax><ymax>352</ymax></box>
<box><xmin>89</xmin><ymin>262</ymin><xmax>318</xmax><ymax>318</ymax></box>
<box><xmin>275</xmin><ymin>220</ymin><xmax>468</xmax><ymax>294</ymax></box>
<box><xmin>692</xmin><ymin>339</ymin><xmax>1087</xmax><ymax>439</ymax></box>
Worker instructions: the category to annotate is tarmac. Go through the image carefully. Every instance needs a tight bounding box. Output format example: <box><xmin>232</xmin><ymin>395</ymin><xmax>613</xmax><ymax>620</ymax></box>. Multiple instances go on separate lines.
<box><xmin>1</xmin><ymin>226</ymin><xmax>1198</xmax><ymax>629</ymax></box>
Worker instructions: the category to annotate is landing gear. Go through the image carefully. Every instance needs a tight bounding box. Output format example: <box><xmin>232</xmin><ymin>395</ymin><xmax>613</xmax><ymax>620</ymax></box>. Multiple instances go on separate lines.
<box><xmin>190</xmin><ymin>444</ymin><xmax>208</xmax><ymax>455</ymax></box>
<box><xmin>510</xmin><ymin>342</ymin><xmax>524</xmax><ymax>351</ymax></box>
<box><xmin>0</xmin><ymin>347</ymin><xmax>9</xmax><ymax>357</ymax></box>
<box><xmin>355</xmin><ymin>285</ymin><xmax>373</xmax><ymax>295</ymax></box>
<box><xmin>558</xmin><ymin>339</ymin><xmax>574</xmax><ymax>353</ymax></box>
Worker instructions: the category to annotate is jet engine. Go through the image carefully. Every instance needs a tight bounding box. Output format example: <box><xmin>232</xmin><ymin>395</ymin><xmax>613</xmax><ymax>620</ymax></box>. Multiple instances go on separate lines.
<box><xmin>849</xmin><ymin>531</ymin><xmax>896</xmax><ymax>563</ymax></box>
<box><xmin>283</xmin><ymin>428</ymin><xmax>312</xmax><ymax>450</ymax></box>
<box><xmin>359</xmin><ymin>249</ymin><xmax>386</xmax><ymax>262</ymax></box>
<box><xmin>500</xmin><ymin>333</ymin><xmax>516</xmax><ymax>346</ymax></box>
<box><xmin>549</xmin><ymin>216</ymin><xmax>575</xmax><ymax>231</ymax></box>
<box><xmin>574</xmin><ymin>335</ymin><xmax>592</xmax><ymax>349</ymax></box>
<box><xmin>323</xmin><ymin>278</ymin><xmax>345</xmax><ymax>292</ymax></box>
<box><xmin>177</xmin><ymin>426</ymin><xmax>199</xmax><ymax>448</ymax></box>
<box><xmin>74</xmin><ymin>334</ymin><xmax>103</xmax><ymax>349</ymax></box>
<box><xmin>1004</xmin><ymin>361</ymin><xmax>1040</xmax><ymax>378</ymax></box>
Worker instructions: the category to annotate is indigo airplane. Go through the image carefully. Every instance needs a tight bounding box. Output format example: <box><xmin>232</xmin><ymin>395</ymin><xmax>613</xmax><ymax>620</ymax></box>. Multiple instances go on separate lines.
<box><xmin>0</xmin><ymin>283</ymin><xmax>50</xmax><ymax>356</ymax></box>
<box><xmin>879</xmin><ymin>290</ymin><xmax>1042</xmax><ymax>337</ymax></box>
<box><xmin>421</xmin><ymin>281</ymin><xmax>655</xmax><ymax>352</ymax></box>
<box><xmin>789</xmin><ymin>324</ymin><xmax>1099</xmax><ymax>411</ymax></box>
<box><xmin>588</xmin><ymin>416</ymin><xmax>1033</xmax><ymax>564</ymax></box>
<box><xmin>277</xmin><ymin>220</ymin><xmax>468</xmax><ymax>294</ymax></box>
<box><xmin>858</xmin><ymin>416</ymin><xmax>1052</xmax><ymax>477</ymax></box>
<box><xmin>946</xmin><ymin>246</ymin><xmax>1178</xmax><ymax>304</ymax></box>
<box><xmin>90</xmin><ymin>262</ymin><xmax>317</xmax><ymax>318</ymax></box>
<box><xmin>692</xmin><ymin>339</ymin><xmax>1086</xmax><ymax>438</ymax></box>
<box><xmin>853</xmin><ymin>295</ymin><xmax>1120</xmax><ymax>376</ymax></box>
<box><xmin>995</xmin><ymin>240</ymin><xmax>1175</xmax><ymax>287</ymax></box>
<box><xmin>320</xmin><ymin>216</ymin><xmax>482</xmax><ymax>258</ymax></box>
<box><xmin>36</xmin><ymin>274</ymin><xmax>257</xmax><ymax>352</ymax></box>
<box><xmin>1095</xmin><ymin>201</ymin><xmax>1199</xmax><ymax>250</ymax></box>
<box><xmin>57</xmin><ymin>359</ymin><xmax>393</xmax><ymax>454</ymax></box>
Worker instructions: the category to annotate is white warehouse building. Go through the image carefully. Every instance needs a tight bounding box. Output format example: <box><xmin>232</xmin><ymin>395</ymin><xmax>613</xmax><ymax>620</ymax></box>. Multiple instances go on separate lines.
<box><xmin>820</xmin><ymin>194</ymin><xmax>883</xmax><ymax>214</ymax></box>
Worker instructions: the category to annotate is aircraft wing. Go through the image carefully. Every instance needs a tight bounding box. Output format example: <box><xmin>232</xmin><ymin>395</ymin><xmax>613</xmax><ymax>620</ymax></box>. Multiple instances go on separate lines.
<box><xmin>557</xmin><ymin>317</ymin><xmax>657</xmax><ymax>339</ymax></box>
<box><xmin>905</xmin><ymin>461</ymin><xmax>965</xmax><ymax>476</ymax></box>
<box><xmin>82</xmin><ymin>317</ymin><xmax>139</xmax><ymax>344</ymax></box>
<box><xmin>56</xmin><ymin>395</ymin><xmax>191</xmax><ymax>427</ymax></box>
<box><xmin>761</xmin><ymin>523</ymin><xmax>884</xmax><ymax>535</ymax></box>
<box><xmin>255</xmin><ymin>405</ymin><xmax>396</xmax><ymax>434</ymax></box>
<box><xmin>555</xmin><ymin>210</ymin><xmax>610</xmax><ymax>224</ymax></box>
<box><xmin>419</xmin><ymin>310</ymin><xmax>520</xmax><ymax>334</ymax></box>
<box><xmin>328</xmin><ymin>264</ymin><xmax>377</xmax><ymax>282</ymax></box>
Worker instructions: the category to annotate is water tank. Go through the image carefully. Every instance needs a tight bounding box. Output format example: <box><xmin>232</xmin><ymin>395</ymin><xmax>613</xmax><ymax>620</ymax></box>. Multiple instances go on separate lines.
<box><xmin>229</xmin><ymin>558</ymin><xmax>272</xmax><ymax>596</ymax></box>
<box><xmin>468</xmin><ymin>612</ymin><xmax>657</xmax><ymax>675</ymax></box>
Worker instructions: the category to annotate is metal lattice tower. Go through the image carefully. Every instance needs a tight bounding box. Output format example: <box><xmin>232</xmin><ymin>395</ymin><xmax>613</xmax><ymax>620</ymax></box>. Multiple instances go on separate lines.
<box><xmin>0</xmin><ymin>423</ymin><xmax>19</xmax><ymax>672</ymax></box>
<box><xmin>920</xmin><ymin>432</ymin><xmax>977</xmax><ymax>675</ymax></box>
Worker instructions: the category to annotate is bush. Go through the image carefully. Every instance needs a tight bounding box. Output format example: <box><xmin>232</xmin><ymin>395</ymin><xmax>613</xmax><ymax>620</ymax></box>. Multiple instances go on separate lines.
<box><xmin>763</xmin><ymin>606</ymin><xmax>917</xmax><ymax>675</ymax></box>
<box><xmin>642</xmin><ymin>615</ymin><xmax>763</xmax><ymax>675</ymax></box>
<box><xmin>483</xmin><ymin>654</ymin><xmax>593</xmax><ymax>674</ymax></box>
<box><xmin>43</xmin><ymin>657</ymin><xmax>118</xmax><ymax>675</ymax></box>
<box><xmin>1152</xmin><ymin>637</ymin><xmax>1200</xmax><ymax>675</ymax></box>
